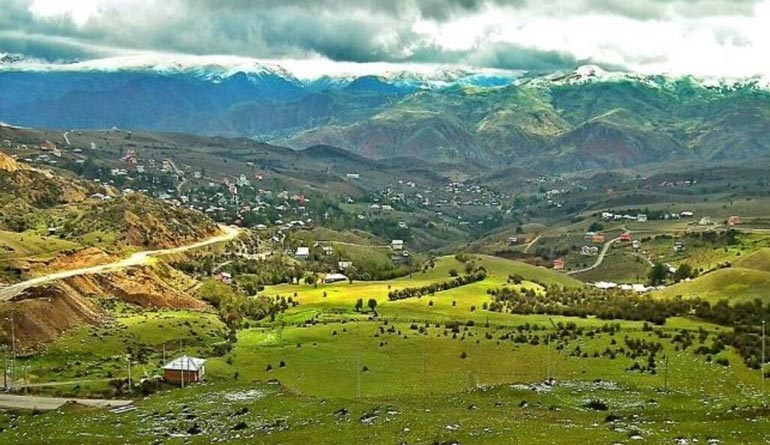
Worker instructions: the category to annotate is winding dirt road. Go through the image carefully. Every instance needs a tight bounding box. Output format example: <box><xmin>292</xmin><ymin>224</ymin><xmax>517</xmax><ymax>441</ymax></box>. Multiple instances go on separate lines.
<box><xmin>566</xmin><ymin>237</ymin><xmax>620</xmax><ymax>276</ymax></box>
<box><xmin>0</xmin><ymin>225</ymin><xmax>240</xmax><ymax>301</ymax></box>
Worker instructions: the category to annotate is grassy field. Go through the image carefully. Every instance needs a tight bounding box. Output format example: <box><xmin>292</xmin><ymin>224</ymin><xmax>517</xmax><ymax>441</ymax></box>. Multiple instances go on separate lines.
<box><xmin>14</xmin><ymin>309</ymin><xmax>227</xmax><ymax>398</ymax></box>
<box><xmin>654</xmin><ymin>267</ymin><xmax>770</xmax><ymax>303</ymax></box>
<box><xmin>0</xmin><ymin>230</ymin><xmax>81</xmax><ymax>260</ymax></box>
<box><xmin>736</xmin><ymin>247</ymin><xmax>770</xmax><ymax>272</ymax></box>
<box><xmin>572</xmin><ymin>249</ymin><xmax>650</xmax><ymax>283</ymax></box>
<box><xmin>2</xmin><ymin>255</ymin><xmax>769</xmax><ymax>444</ymax></box>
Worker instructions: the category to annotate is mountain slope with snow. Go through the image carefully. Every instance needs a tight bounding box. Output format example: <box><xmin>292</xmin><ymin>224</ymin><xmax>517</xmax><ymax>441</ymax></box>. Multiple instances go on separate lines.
<box><xmin>3</xmin><ymin>56</ymin><xmax>770</xmax><ymax>172</ymax></box>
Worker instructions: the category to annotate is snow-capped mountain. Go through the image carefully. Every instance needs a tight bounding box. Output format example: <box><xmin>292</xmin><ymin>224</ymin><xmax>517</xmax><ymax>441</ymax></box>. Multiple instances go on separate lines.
<box><xmin>0</xmin><ymin>53</ymin><xmax>519</xmax><ymax>90</ymax></box>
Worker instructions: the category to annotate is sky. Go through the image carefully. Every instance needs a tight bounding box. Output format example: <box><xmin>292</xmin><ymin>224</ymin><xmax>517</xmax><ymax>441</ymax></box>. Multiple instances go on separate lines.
<box><xmin>2</xmin><ymin>0</ymin><xmax>770</xmax><ymax>78</ymax></box>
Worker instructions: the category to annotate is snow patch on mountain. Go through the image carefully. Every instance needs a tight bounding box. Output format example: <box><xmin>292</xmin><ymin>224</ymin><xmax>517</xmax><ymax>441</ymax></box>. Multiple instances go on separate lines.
<box><xmin>0</xmin><ymin>53</ymin><xmax>519</xmax><ymax>89</ymax></box>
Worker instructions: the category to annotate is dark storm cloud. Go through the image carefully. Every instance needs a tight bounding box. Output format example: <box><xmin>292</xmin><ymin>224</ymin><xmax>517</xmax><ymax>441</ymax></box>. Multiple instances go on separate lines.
<box><xmin>0</xmin><ymin>0</ymin><xmax>764</xmax><ymax>71</ymax></box>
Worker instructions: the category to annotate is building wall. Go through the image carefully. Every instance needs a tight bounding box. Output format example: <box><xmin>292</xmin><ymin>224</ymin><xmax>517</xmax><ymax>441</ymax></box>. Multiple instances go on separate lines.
<box><xmin>164</xmin><ymin>369</ymin><xmax>202</xmax><ymax>385</ymax></box>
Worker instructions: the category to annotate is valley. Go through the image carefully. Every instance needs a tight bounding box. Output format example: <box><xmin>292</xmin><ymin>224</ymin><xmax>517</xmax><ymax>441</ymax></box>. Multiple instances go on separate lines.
<box><xmin>1</xmin><ymin>63</ymin><xmax>770</xmax><ymax>444</ymax></box>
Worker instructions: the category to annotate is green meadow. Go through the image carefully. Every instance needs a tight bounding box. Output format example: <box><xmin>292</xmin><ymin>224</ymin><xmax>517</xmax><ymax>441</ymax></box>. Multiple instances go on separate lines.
<box><xmin>1</xmin><ymin>255</ymin><xmax>769</xmax><ymax>444</ymax></box>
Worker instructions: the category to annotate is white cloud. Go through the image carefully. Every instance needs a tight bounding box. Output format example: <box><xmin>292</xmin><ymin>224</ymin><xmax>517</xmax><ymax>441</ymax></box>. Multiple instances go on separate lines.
<box><xmin>8</xmin><ymin>0</ymin><xmax>770</xmax><ymax>77</ymax></box>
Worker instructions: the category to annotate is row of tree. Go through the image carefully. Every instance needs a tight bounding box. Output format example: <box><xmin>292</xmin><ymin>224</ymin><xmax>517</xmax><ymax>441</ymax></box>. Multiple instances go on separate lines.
<box><xmin>387</xmin><ymin>271</ymin><xmax>487</xmax><ymax>301</ymax></box>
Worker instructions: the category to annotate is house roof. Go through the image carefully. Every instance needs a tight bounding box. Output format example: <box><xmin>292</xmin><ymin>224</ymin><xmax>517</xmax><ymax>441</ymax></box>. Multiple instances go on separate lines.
<box><xmin>295</xmin><ymin>247</ymin><xmax>310</xmax><ymax>255</ymax></box>
<box><xmin>324</xmin><ymin>273</ymin><xmax>348</xmax><ymax>282</ymax></box>
<box><xmin>163</xmin><ymin>356</ymin><xmax>205</xmax><ymax>371</ymax></box>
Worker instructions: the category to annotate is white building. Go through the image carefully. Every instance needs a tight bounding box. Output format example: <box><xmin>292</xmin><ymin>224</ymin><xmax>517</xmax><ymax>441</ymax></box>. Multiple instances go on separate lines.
<box><xmin>295</xmin><ymin>247</ymin><xmax>310</xmax><ymax>260</ymax></box>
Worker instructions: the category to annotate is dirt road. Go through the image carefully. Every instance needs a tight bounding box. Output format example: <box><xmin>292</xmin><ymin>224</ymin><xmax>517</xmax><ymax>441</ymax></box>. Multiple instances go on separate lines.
<box><xmin>0</xmin><ymin>393</ymin><xmax>132</xmax><ymax>411</ymax></box>
<box><xmin>567</xmin><ymin>237</ymin><xmax>620</xmax><ymax>276</ymax></box>
<box><xmin>0</xmin><ymin>225</ymin><xmax>240</xmax><ymax>301</ymax></box>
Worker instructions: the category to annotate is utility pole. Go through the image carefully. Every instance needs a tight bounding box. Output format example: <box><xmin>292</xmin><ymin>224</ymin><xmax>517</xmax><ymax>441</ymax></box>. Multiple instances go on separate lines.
<box><xmin>126</xmin><ymin>354</ymin><xmax>132</xmax><ymax>392</ymax></box>
<box><xmin>548</xmin><ymin>317</ymin><xmax>557</xmax><ymax>383</ymax></box>
<box><xmin>2</xmin><ymin>345</ymin><xmax>6</xmax><ymax>390</ymax></box>
<box><xmin>181</xmin><ymin>356</ymin><xmax>185</xmax><ymax>389</ymax></box>
<box><xmin>664</xmin><ymin>354</ymin><xmax>669</xmax><ymax>392</ymax></box>
<box><xmin>762</xmin><ymin>320</ymin><xmax>766</xmax><ymax>401</ymax></box>
<box><xmin>356</xmin><ymin>323</ymin><xmax>361</xmax><ymax>399</ymax></box>
<box><xmin>6</xmin><ymin>313</ymin><xmax>15</xmax><ymax>391</ymax></box>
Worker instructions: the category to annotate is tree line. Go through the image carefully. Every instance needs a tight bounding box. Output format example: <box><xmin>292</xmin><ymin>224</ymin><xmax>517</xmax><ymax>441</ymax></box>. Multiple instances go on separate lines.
<box><xmin>387</xmin><ymin>271</ymin><xmax>487</xmax><ymax>301</ymax></box>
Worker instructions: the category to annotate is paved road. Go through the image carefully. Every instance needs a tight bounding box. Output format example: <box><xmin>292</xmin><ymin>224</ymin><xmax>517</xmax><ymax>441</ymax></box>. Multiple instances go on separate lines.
<box><xmin>567</xmin><ymin>237</ymin><xmax>620</xmax><ymax>276</ymax></box>
<box><xmin>0</xmin><ymin>393</ymin><xmax>133</xmax><ymax>411</ymax></box>
<box><xmin>0</xmin><ymin>225</ymin><xmax>240</xmax><ymax>301</ymax></box>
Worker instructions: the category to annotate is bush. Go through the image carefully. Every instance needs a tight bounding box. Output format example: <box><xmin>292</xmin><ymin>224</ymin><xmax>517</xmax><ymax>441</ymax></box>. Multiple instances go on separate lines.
<box><xmin>584</xmin><ymin>399</ymin><xmax>609</xmax><ymax>411</ymax></box>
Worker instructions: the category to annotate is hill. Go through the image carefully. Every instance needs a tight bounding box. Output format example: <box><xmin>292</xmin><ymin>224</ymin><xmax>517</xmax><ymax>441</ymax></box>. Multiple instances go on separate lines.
<box><xmin>0</xmin><ymin>150</ymin><xmax>219</xmax><ymax>251</ymax></box>
<box><xmin>735</xmin><ymin>248</ymin><xmax>770</xmax><ymax>272</ymax></box>
<box><xmin>4</xmin><ymin>65</ymin><xmax>770</xmax><ymax>172</ymax></box>
<box><xmin>653</xmin><ymin>267</ymin><xmax>770</xmax><ymax>304</ymax></box>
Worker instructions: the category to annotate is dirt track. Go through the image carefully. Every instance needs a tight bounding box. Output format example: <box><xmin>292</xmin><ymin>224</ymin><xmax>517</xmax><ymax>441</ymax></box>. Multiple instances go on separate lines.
<box><xmin>0</xmin><ymin>225</ymin><xmax>240</xmax><ymax>301</ymax></box>
<box><xmin>0</xmin><ymin>393</ymin><xmax>132</xmax><ymax>411</ymax></box>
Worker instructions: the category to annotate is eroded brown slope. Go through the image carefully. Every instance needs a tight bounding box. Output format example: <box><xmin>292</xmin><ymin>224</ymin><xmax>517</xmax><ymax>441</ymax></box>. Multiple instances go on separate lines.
<box><xmin>0</xmin><ymin>265</ymin><xmax>208</xmax><ymax>350</ymax></box>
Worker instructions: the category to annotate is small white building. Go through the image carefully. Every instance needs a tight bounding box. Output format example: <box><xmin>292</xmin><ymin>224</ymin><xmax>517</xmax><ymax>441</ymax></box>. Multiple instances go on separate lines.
<box><xmin>323</xmin><ymin>273</ymin><xmax>348</xmax><ymax>284</ymax></box>
<box><xmin>295</xmin><ymin>247</ymin><xmax>310</xmax><ymax>260</ymax></box>
<box><xmin>390</xmin><ymin>240</ymin><xmax>404</xmax><ymax>250</ymax></box>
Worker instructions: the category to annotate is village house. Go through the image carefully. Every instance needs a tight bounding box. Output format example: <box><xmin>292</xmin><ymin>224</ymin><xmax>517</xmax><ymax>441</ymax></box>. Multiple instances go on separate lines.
<box><xmin>295</xmin><ymin>247</ymin><xmax>310</xmax><ymax>260</ymax></box>
<box><xmin>619</xmin><ymin>232</ymin><xmax>632</xmax><ymax>241</ymax></box>
<box><xmin>592</xmin><ymin>233</ymin><xmax>606</xmax><ymax>244</ymax></box>
<box><xmin>216</xmin><ymin>272</ymin><xmax>232</xmax><ymax>284</ymax></box>
<box><xmin>674</xmin><ymin>240</ymin><xmax>685</xmax><ymax>252</ymax></box>
<box><xmin>506</xmin><ymin>236</ymin><xmax>518</xmax><ymax>246</ymax></box>
<box><xmin>390</xmin><ymin>239</ymin><xmax>404</xmax><ymax>250</ymax></box>
<box><xmin>323</xmin><ymin>273</ymin><xmax>348</xmax><ymax>284</ymax></box>
<box><xmin>632</xmin><ymin>240</ymin><xmax>642</xmax><ymax>250</ymax></box>
<box><xmin>581</xmin><ymin>245</ymin><xmax>599</xmax><ymax>256</ymax></box>
<box><xmin>637</xmin><ymin>214</ymin><xmax>648</xmax><ymax>222</ymax></box>
<box><xmin>727</xmin><ymin>215</ymin><xmax>741</xmax><ymax>226</ymax></box>
<box><xmin>163</xmin><ymin>356</ymin><xmax>206</xmax><ymax>385</ymax></box>
<box><xmin>338</xmin><ymin>261</ymin><xmax>353</xmax><ymax>271</ymax></box>
<box><xmin>39</xmin><ymin>140</ymin><xmax>57</xmax><ymax>151</ymax></box>
<box><xmin>553</xmin><ymin>259</ymin><xmax>566</xmax><ymax>270</ymax></box>
<box><xmin>320</xmin><ymin>245</ymin><xmax>334</xmax><ymax>256</ymax></box>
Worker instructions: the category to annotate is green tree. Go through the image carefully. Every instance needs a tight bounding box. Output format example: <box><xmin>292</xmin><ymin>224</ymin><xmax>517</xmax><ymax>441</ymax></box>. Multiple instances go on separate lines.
<box><xmin>354</xmin><ymin>298</ymin><xmax>364</xmax><ymax>312</ymax></box>
<box><xmin>648</xmin><ymin>262</ymin><xmax>668</xmax><ymax>286</ymax></box>
<box><xmin>674</xmin><ymin>263</ymin><xmax>694</xmax><ymax>282</ymax></box>
<box><xmin>367</xmin><ymin>298</ymin><xmax>378</xmax><ymax>313</ymax></box>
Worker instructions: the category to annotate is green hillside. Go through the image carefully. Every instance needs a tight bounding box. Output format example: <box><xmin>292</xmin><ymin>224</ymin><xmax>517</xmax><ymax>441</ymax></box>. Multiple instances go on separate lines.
<box><xmin>654</xmin><ymin>267</ymin><xmax>770</xmax><ymax>303</ymax></box>
<box><xmin>735</xmin><ymin>247</ymin><xmax>770</xmax><ymax>272</ymax></box>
